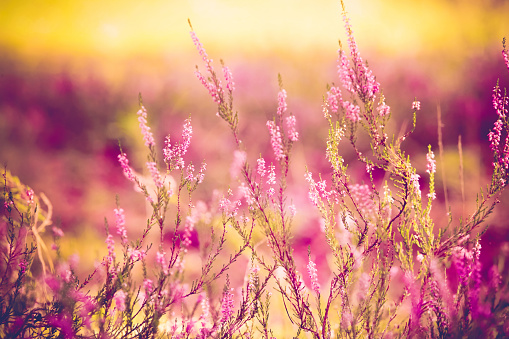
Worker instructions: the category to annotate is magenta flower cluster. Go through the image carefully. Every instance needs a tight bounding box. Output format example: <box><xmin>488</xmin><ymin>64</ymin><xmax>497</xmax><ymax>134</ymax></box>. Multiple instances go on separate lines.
<box><xmin>163</xmin><ymin>118</ymin><xmax>193</xmax><ymax>170</ymax></box>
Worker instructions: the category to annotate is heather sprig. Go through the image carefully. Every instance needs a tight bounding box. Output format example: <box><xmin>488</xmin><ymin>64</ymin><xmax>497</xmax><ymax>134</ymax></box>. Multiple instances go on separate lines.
<box><xmin>191</xmin><ymin>24</ymin><xmax>324</xmax><ymax>336</ymax></box>
<box><xmin>189</xmin><ymin>20</ymin><xmax>239</xmax><ymax>146</ymax></box>
<box><xmin>300</xmin><ymin>2</ymin><xmax>509</xmax><ymax>337</ymax></box>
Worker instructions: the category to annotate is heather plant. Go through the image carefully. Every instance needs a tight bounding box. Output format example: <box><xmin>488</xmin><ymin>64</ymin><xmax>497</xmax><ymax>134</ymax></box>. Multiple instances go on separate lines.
<box><xmin>187</xmin><ymin>1</ymin><xmax>509</xmax><ymax>336</ymax></box>
<box><xmin>1</xmin><ymin>1</ymin><xmax>509</xmax><ymax>338</ymax></box>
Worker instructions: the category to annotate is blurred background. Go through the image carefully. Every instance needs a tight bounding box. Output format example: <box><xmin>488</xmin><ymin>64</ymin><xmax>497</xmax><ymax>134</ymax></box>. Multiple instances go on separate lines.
<box><xmin>1</xmin><ymin>0</ymin><xmax>509</xmax><ymax>310</ymax></box>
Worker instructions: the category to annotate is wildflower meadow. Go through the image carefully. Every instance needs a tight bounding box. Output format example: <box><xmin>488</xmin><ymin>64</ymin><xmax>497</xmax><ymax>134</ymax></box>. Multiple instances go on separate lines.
<box><xmin>1</xmin><ymin>0</ymin><xmax>509</xmax><ymax>338</ymax></box>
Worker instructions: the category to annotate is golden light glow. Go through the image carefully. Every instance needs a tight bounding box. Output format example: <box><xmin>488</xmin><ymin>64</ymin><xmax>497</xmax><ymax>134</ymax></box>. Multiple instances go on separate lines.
<box><xmin>2</xmin><ymin>0</ymin><xmax>508</xmax><ymax>60</ymax></box>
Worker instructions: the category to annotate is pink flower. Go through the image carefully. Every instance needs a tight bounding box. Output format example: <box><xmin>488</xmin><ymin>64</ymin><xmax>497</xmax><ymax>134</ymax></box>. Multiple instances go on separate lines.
<box><xmin>114</xmin><ymin>290</ymin><xmax>127</xmax><ymax>313</ymax></box>
<box><xmin>288</xmin><ymin>204</ymin><xmax>296</xmax><ymax>217</ymax></box>
<box><xmin>267</xmin><ymin>187</ymin><xmax>275</xmax><ymax>197</ymax></box>
<box><xmin>182</xmin><ymin>119</ymin><xmax>193</xmax><ymax>153</ymax></box>
<box><xmin>327</xmin><ymin>86</ymin><xmax>342</xmax><ymax>113</ymax></box>
<box><xmin>106</xmin><ymin>234</ymin><xmax>115</xmax><ymax>266</ymax></box>
<box><xmin>412</xmin><ymin>100</ymin><xmax>421</xmax><ymax>111</ymax></box>
<box><xmin>488</xmin><ymin>119</ymin><xmax>503</xmax><ymax>154</ymax></box>
<box><xmin>195</xmin><ymin>70</ymin><xmax>221</xmax><ymax>103</ymax></box>
<box><xmin>3</xmin><ymin>200</ymin><xmax>12</xmax><ymax>209</ymax></box>
<box><xmin>410</xmin><ymin>173</ymin><xmax>421</xmax><ymax>198</ymax></box>
<box><xmin>304</xmin><ymin>172</ymin><xmax>320</xmax><ymax>206</ymax></box>
<box><xmin>128</xmin><ymin>248</ymin><xmax>146</xmax><ymax>261</ymax></box>
<box><xmin>277</xmin><ymin>89</ymin><xmax>287</xmax><ymax>116</ymax></box>
<box><xmin>377</xmin><ymin>95</ymin><xmax>390</xmax><ymax>116</ymax></box>
<box><xmin>182</xmin><ymin>216</ymin><xmax>195</xmax><ymax>248</ymax></box>
<box><xmin>337</xmin><ymin>51</ymin><xmax>354</xmax><ymax>93</ymax></box>
<box><xmin>197</xmin><ymin>162</ymin><xmax>207</xmax><ymax>183</ymax></box>
<box><xmin>220</xmin><ymin>288</ymin><xmax>235</xmax><ymax>323</ymax></box>
<box><xmin>190</xmin><ymin>30</ymin><xmax>211</xmax><ymax>66</ymax></box>
<box><xmin>156</xmin><ymin>251</ymin><xmax>168</xmax><ymax>275</ymax></box>
<box><xmin>25</xmin><ymin>188</ymin><xmax>34</xmax><ymax>204</ymax></box>
<box><xmin>267</xmin><ymin>164</ymin><xmax>276</xmax><ymax>186</ymax></box>
<box><xmin>18</xmin><ymin>259</ymin><xmax>28</xmax><ymax>274</ymax></box>
<box><xmin>267</xmin><ymin>120</ymin><xmax>284</xmax><ymax>160</ymax></box>
<box><xmin>190</xmin><ymin>29</ymin><xmax>226</xmax><ymax>105</ymax></box>
<box><xmin>426</xmin><ymin>149</ymin><xmax>436</xmax><ymax>174</ymax></box>
<box><xmin>343</xmin><ymin>14</ymin><xmax>359</xmax><ymax>62</ymax></box>
<box><xmin>247</xmin><ymin>264</ymin><xmax>260</xmax><ymax>295</ymax></box>
<box><xmin>114</xmin><ymin>208</ymin><xmax>127</xmax><ymax>244</ymax></box>
<box><xmin>137</xmin><ymin>106</ymin><xmax>155</xmax><ymax>147</ymax></box>
<box><xmin>118</xmin><ymin>153</ymin><xmax>136</xmax><ymax>182</ymax></box>
<box><xmin>186</xmin><ymin>163</ymin><xmax>195</xmax><ymax>182</ymax></box>
<box><xmin>239</xmin><ymin>182</ymin><xmax>255</xmax><ymax>206</ymax></box>
<box><xmin>285</xmin><ymin>115</ymin><xmax>299</xmax><ymax>142</ymax></box>
<box><xmin>143</xmin><ymin>279</ymin><xmax>153</xmax><ymax>294</ymax></box>
<box><xmin>492</xmin><ymin>85</ymin><xmax>508</xmax><ymax>118</ymax></box>
<box><xmin>257</xmin><ymin>157</ymin><xmax>266</xmax><ymax>178</ymax></box>
<box><xmin>343</xmin><ymin>101</ymin><xmax>361</xmax><ymax>122</ymax></box>
<box><xmin>146</xmin><ymin>161</ymin><xmax>163</xmax><ymax>188</ymax></box>
<box><xmin>305</xmin><ymin>172</ymin><xmax>339</xmax><ymax>206</ymax></box>
<box><xmin>307</xmin><ymin>259</ymin><xmax>320</xmax><ymax>293</ymax></box>
<box><xmin>339</xmin><ymin>10</ymin><xmax>379</xmax><ymax>101</ymax></box>
<box><xmin>219</xmin><ymin>194</ymin><xmax>242</xmax><ymax>218</ymax></box>
<box><xmin>223</xmin><ymin>66</ymin><xmax>235</xmax><ymax>92</ymax></box>
<box><xmin>489</xmin><ymin>83</ymin><xmax>509</xmax><ymax>170</ymax></box>
<box><xmin>163</xmin><ymin>135</ymin><xmax>176</xmax><ymax>167</ymax></box>
<box><xmin>163</xmin><ymin>119</ymin><xmax>193</xmax><ymax>170</ymax></box>
<box><xmin>52</xmin><ymin>226</ymin><xmax>64</xmax><ymax>238</ymax></box>
<box><xmin>200</xmin><ymin>294</ymin><xmax>210</xmax><ymax>321</ymax></box>
<box><xmin>362</xmin><ymin>68</ymin><xmax>380</xmax><ymax>100</ymax></box>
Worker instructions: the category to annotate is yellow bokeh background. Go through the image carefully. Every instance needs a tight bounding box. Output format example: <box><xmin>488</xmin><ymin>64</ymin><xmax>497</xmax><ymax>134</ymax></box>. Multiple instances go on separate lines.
<box><xmin>2</xmin><ymin>0</ymin><xmax>508</xmax><ymax>66</ymax></box>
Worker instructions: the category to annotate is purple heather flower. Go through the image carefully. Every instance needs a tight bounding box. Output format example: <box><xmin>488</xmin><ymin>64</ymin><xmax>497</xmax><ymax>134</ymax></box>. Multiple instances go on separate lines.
<box><xmin>267</xmin><ymin>164</ymin><xmax>276</xmax><ymax>185</ymax></box>
<box><xmin>118</xmin><ymin>153</ymin><xmax>136</xmax><ymax>183</ymax></box>
<box><xmin>426</xmin><ymin>149</ymin><xmax>436</xmax><ymax>174</ymax></box>
<box><xmin>257</xmin><ymin>157</ymin><xmax>266</xmax><ymax>178</ymax></box>
<box><xmin>307</xmin><ymin>259</ymin><xmax>320</xmax><ymax>293</ymax></box>
<box><xmin>286</xmin><ymin>115</ymin><xmax>299</xmax><ymax>142</ymax></box>
<box><xmin>146</xmin><ymin>161</ymin><xmax>163</xmax><ymax>188</ymax></box>
<box><xmin>412</xmin><ymin>100</ymin><xmax>421</xmax><ymax>111</ymax></box>
<box><xmin>114</xmin><ymin>208</ymin><xmax>127</xmax><ymax>244</ymax></box>
<box><xmin>223</xmin><ymin>66</ymin><xmax>235</xmax><ymax>92</ymax></box>
<box><xmin>327</xmin><ymin>86</ymin><xmax>342</xmax><ymax>113</ymax></box>
<box><xmin>277</xmin><ymin>89</ymin><xmax>288</xmax><ymax>116</ymax></box>
<box><xmin>343</xmin><ymin>101</ymin><xmax>361</xmax><ymax>122</ymax></box>
<box><xmin>267</xmin><ymin>120</ymin><xmax>284</xmax><ymax>160</ymax></box>
<box><xmin>106</xmin><ymin>234</ymin><xmax>115</xmax><ymax>266</ymax></box>
<box><xmin>137</xmin><ymin>105</ymin><xmax>155</xmax><ymax>147</ymax></box>
<box><xmin>220</xmin><ymin>288</ymin><xmax>235</xmax><ymax>323</ymax></box>
<box><xmin>114</xmin><ymin>290</ymin><xmax>127</xmax><ymax>313</ymax></box>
